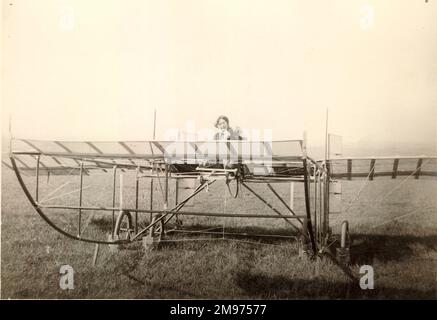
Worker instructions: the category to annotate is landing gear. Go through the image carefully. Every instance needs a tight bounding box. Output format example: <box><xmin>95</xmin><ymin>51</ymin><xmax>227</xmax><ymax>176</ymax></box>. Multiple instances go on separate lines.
<box><xmin>109</xmin><ymin>210</ymin><xmax>134</xmax><ymax>251</ymax></box>
<box><xmin>149</xmin><ymin>214</ymin><xmax>165</xmax><ymax>240</ymax></box>
<box><xmin>336</xmin><ymin>220</ymin><xmax>351</xmax><ymax>265</ymax></box>
<box><xmin>142</xmin><ymin>214</ymin><xmax>165</xmax><ymax>251</ymax></box>
<box><xmin>114</xmin><ymin>210</ymin><xmax>134</xmax><ymax>241</ymax></box>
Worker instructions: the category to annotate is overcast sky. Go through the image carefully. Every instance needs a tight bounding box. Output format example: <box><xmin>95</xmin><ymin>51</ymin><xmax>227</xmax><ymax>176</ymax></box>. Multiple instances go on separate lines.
<box><xmin>2</xmin><ymin>0</ymin><xmax>436</xmax><ymax>149</ymax></box>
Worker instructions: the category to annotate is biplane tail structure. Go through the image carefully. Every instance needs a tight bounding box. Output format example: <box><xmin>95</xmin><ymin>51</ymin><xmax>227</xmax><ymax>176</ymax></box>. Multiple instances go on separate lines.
<box><xmin>312</xmin><ymin>134</ymin><xmax>437</xmax><ymax>262</ymax></box>
<box><xmin>6</xmin><ymin>137</ymin><xmax>320</xmax><ymax>251</ymax></box>
<box><xmin>323</xmin><ymin>133</ymin><xmax>437</xmax><ymax>180</ymax></box>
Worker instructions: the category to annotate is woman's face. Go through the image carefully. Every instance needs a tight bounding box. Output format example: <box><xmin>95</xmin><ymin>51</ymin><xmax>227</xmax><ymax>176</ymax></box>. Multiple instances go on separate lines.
<box><xmin>217</xmin><ymin>118</ymin><xmax>229</xmax><ymax>131</ymax></box>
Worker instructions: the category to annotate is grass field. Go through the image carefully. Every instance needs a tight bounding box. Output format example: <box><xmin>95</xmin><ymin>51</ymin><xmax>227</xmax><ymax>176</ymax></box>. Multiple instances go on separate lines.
<box><xmin>1</xmin><ymin>166</ymin><xmax>437</xmax><ymax>299</ymax></box>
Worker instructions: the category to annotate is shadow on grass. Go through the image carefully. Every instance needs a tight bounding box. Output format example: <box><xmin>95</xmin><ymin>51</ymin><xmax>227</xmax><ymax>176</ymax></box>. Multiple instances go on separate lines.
<box><xmin>120</xmin><ymin>272</ymin><xmax>202</xmax><ymax>298</ymax></box>
<box><xmin>350</xmin><ymin>234</ymin><xmax>437</xmax><ymax>265</ymax></box>
<box><xmin>234</xmin><ymin>272</ymin><xmax>436</xmax><ymax>299</ymax></box>
<box><xmin>92</xmin><ymin>221</ymin><xmax>437</xmax><ymax>279</ymax></box>
<box><xmin>111</xmin><ymin>223</ymin><xmax>437</xmax><ymax>265</ymax></box>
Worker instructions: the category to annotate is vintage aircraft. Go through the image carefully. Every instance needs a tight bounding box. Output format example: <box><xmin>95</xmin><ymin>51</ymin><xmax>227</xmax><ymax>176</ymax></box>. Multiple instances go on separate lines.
<box><xmin>3</xmin><ymin>134</ymin><xmax>437</xmax><ymax>264</ymax></box>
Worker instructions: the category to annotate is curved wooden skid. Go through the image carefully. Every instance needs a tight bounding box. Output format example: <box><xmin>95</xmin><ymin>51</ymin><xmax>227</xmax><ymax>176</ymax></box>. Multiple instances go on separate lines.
<box><xmin>10</xmin><ymin>157</ymin><xmax>127</xmax><ymax>245</ymax></box>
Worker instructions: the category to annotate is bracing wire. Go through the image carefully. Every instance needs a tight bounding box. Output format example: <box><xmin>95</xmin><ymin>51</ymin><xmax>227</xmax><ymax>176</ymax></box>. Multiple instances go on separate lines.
<box><xmin>332</xmin><ymin>159</ymin><xmax>433</xmax><ymax>230</ymax></box>
<box><xmin>377</xmin><ymin>159</ymin><xmax>431</xmax><ymax>203</ymax></box>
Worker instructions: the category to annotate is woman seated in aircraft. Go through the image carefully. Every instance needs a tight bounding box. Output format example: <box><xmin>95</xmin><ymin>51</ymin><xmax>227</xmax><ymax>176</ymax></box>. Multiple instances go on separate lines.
<box><xmin>172</xmin><ymin>116</ymin><xmax>243</xmax><ymax>173</ymax></box>
<box><xmin>207</xmin><ymin>115</ymin><xmax>250</xmax><ymax>176</ymax></box>
<box><xmin>214</xmin><ymin>115</ymin><xmax>243</xmax><ymax>140</ymax></box>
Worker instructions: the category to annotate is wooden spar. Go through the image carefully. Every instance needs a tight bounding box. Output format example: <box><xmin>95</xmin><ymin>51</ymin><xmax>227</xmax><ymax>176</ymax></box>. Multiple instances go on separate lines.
<box><xmin>324</xmin><ymin>109</ymin><xmax>329</xmax><ymax>161</ymax></box>
<box><xmin>31</xmin><ymin>155</ymin><xmax>49</xmax><ymax>170</ymax></box>
<box><xmin>313</xmin><ymin>166</ymin><xmax>318</xmax><ymax>245</ymax></box>
<box><xmin>318</xmin><ymin>169</ymin><xmax>322</xmax><ymax>246</ymax></box>
<box><xmin>153</xmin><ymin>109</ymin><xmax>157</xmax><ymax>140</ymax></box>
<box><xmin>347</xmin><ymin>159</ymin><xmax>352</xmax><ymax>180</ymax></box>
<box><xmin>78</xmin><ymin>162</ymin><xmax>83</xmax><ymax>236</ymax></box>
<box><xmin>151</xmin><ymin>141</ymin><xmax>166</xmax><ymax>154</ymax></box>
<box><xmin>92</xmin><ymin>244</ymin><xmax>99</xmax><ymax>267</ymax></box>
<box><xmin>323</xmin><ymin>163</ymin><xmax>330</xmax><ymax>245</ymax></box>
<box><xmin>37</xmin><ymin>204</ymin><xmax>307</xmax><ymax>218</ymax></box>
<box><xmin>392</xmin><ymin>159</ymin><xmax>399</xmax><ymax>179</ymax></box>
<box><xmin>149</xmin><ymin>140</ymin><xmax>155</xmax><ymax>223</ymax></box>
<box><xmin>369</xmin><ymin>159</ymin><xmax>376</xmax><ymax>181</ymax></box>
<box><xmin>118</xmin><ymin>141</ymin><xmax>135</xmax><ymax>155</ymax></box>
<box><xmin>112</xmin><ymin>165</ymin><xmax>117</xmax><ymax>234</ymax></box>
<box><xmin>150</xmin><ymin>164</ymin><xmax>154</xmax><ymax>223</ymax></box>
<box><xmin>119</xmin><ymin>172</ymin><xmax>123</xmax><ymax>209</ymax></box>
<box><xmin>21</xmin><ymin>139</ymin><xmax>62</xmax><ymax>165</ymax></box>
<box><xmin>415</xmin><ymin>158</ymin><xmax>423</xmax><ymax>179</ymax></box>
<box><xmin>302</xmin><ymin>159</ymin><xmax>316</xmax><ymax>252</ymax></box>
<box><xmin>163</xmin><ymin>162</ymin><xmax>170</xmax><ymax>223</ymax></box>
<box><xmin>302</xmin><ymin>217</ymin><xmax>308</xmax><ymax>236</ymax></box>
<box><xmin>318</xmin><ymin>169</ymin><xmax>323</xmax><ymax>246</ymax></box>
<box><xmin>164</xmin><ymin>163</ymin><xmax>169</xmax><ymax>214</ymax></box>
<box><xmin>175</xmin><ymin>179</ymin><xmax>179</xmax><ymax>205</ymax></box>
<box><xmin>53</xmin><ymin>141</ymin><xmax>81</xmax><ymax>166</ymax></box>
<box><xmin>326</xmin><ymin>155</ymin><xmax>437</xmax><ymax>161</ymax></box>
<box><xmin>331</xmin><ymin>171</ymin><xmax>437</xmax><ymax>179</ymax></box>
<box><xmin>35</xmin><ymin>155</ymin><xmax>40</xmax><ymax>202</ymax></box>
<box><xmin>289</xmin><ymin>182</ymin><xmax>294</xmax><ymax>211</ymax></box>
<box><xmin>168</xmin><ymin>229</ymin><xmax>296</xmax><ymax>239</ymax></box>
<box><xmin>13</xmin><ymin>151</ymin><xmax>164</xmax><ymax>160</ymax></box>
<box><xmin>85</xmin><ymin>141</ymin><xmax>103</xmax><ymax>154</ymax></box>
<box><xmin>135</xmin><ymin>167</ymin><xmax>139</xmax><ymax>234</ymax></box>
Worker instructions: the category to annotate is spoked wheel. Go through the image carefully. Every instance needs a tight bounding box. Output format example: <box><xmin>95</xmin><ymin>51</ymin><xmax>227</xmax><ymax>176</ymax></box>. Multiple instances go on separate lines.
<box><xmin>149</xmin><ymin>214</ymin><xmax>165</xmax><ymax>240</ymax></box>
<box><xmin>114</xmin><ymin>210</ymin><xmax>134</xmax><ymax>241</ymax></box>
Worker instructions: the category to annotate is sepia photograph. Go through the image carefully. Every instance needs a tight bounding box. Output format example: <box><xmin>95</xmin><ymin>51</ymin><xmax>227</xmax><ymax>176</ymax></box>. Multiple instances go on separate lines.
<box><xmin>1</xmin><ymin>0</ymin><xmax>436</xmax><ymax>302</ymax></box>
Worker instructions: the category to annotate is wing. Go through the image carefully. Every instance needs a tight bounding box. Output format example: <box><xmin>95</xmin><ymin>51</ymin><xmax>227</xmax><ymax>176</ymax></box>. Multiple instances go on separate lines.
<box><xmin>326</xmin><ymin>156</ymin><xmax>437</xmax><ymax>180</ymax></box>
<box><xmin>2</xmin><ymin>139</ymin><xmax>167</xmax><ymax>175</ymax></box>
<box><xmin>3</xmin><ymin>138</ymin><xmax>308</xmax><ymax>178</ymax></box>
<box><xmin>322</xmin><ymin>134</ymin><xmax>437</xmax><ymax>180</ymax></box>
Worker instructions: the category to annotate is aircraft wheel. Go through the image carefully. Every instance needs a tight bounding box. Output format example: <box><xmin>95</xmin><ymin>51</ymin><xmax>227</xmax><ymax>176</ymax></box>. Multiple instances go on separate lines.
<box><xmin>114</xmin><ymin>210</ymin><xmax>134</xmax><ymax>241</ymax></box>
<box><xmin>337</xmin><ymin>220</ymin><xmax>351</xmax><ymax>265</ymax></box>
<box><xmin>149</xmin><ymin>215</ymin><xmax>165</xmax><ymax>240</ymax></box>
<box><xmin>340</xmin><ymin>220</ymin><xmax>350</xmax><ymax>248</ymax></box>
<box><xmin>226</xmin><ymin>176</ymin><xmax>239</xmax><ymax>198</ymax></box>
